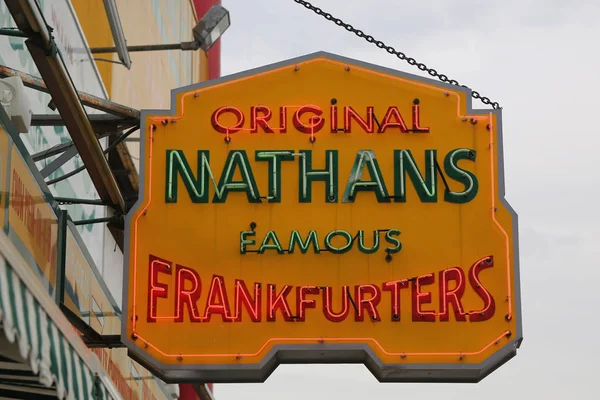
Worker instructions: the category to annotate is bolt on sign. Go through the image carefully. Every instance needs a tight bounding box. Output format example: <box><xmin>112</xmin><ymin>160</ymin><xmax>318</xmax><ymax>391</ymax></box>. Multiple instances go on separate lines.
<box><xmin>123</xmin><ymin>52</ymin><xmax>522</xmax><ymax>383</ymax></box>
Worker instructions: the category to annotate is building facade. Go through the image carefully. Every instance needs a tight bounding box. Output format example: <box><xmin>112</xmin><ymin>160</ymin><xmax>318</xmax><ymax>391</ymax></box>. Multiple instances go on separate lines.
<box><xmin>0</xmin><ymin>0</ymin><xmax>221</xmax><ymax>398</ymax></box>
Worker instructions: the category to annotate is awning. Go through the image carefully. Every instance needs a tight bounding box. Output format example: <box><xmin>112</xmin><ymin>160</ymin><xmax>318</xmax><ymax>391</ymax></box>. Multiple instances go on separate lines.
<box><xmin>0</xmin><ymin>231</ymin><xmax>122</xmax><ymax>400</ymax></box>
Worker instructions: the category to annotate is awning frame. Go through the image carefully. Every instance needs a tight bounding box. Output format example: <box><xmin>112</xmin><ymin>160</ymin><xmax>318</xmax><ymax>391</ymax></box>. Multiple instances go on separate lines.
<box><xmin>0</xmin><ymin>228</ymin><xmax>122</xmax><ymax>399</ymax></box>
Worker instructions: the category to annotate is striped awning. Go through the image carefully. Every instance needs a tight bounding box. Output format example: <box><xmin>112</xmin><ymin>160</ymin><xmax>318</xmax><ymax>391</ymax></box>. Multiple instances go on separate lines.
<box><xmin>0</xmin><ymin>244</ymin><xmax>121</xmax><ymax>399</ymax></box>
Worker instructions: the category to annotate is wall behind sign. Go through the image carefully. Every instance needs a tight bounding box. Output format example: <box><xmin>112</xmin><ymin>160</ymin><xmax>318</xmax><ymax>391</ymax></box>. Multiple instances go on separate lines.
<box><xmin>0</xmin><ymin>2</ymin><xmax>180</xmax><ymax>398</ymax></box>
<box><xmin>0</xmin><ymin>0</ymin><xmax>108</xmax><ymax>278</ymax></box>
<box><xmin>71</xmin><ymin>0</ymin><xmax>201</xmax><ymax>128</ymax></box>
<box><xmin>0</xmin><ymin>106</ymin><xmax>176</xmax><ymax>400</ymax></box>
<box><xmin>108</xmin><ymin>0</ymin><xmax>201</xmax><ymax>163</ymax></box>
<box><xmin>71</xmin><ymin>0</ymin><xmax>202</xmax><ymax>306</ymax></box>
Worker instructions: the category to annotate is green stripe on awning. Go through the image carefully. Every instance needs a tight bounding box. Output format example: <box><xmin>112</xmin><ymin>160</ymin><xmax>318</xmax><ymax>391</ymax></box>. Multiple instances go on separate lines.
<box><xmin>0</xmin><ymin>256</ymin><xmax>116</xmax><ymax>399</ymax></box>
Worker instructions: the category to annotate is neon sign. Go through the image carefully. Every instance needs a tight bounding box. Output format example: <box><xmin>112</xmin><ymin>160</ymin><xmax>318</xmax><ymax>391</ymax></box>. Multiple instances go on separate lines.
<box><xmin>147</xmin><ymin>255</ymin><xmax>495</xmax><ymax>324</ymax></box>
<box><xmin>210</xmin><ymin>103</ymin><xmax>430</xmax><ymax>135</ymax></box>
<box><xmin>124</xmin><ymin>52</ymin><xmax>521</xmax><ymax>384</ymax></box>
<box><xmin>164</xmin><ymin>148</ymin><xmax>477</xmax><ymax>204</ymax></box>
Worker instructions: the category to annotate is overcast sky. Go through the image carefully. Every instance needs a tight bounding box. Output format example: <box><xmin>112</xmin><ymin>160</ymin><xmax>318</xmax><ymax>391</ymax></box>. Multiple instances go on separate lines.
<box><xmin>216</xmin><ymin>0</ymin><xmax>599</xmax><ymax>398</ymax></box>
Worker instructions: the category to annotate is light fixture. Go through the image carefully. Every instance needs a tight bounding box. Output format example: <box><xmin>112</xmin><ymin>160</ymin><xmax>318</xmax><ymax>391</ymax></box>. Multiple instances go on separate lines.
<box><xmin>192</xmin><ymin>3</ymin><xmax>231</xmax><ymax>52</ymax></box>
<box><xmin>0</xmin><ymin>76</ymin><xmax>32</xmax><ymax>133</ymax></box>
<box><xmin>90</xmin><ymin>4</ymin><xmax>231</xmax><ymax>56</ymax></box>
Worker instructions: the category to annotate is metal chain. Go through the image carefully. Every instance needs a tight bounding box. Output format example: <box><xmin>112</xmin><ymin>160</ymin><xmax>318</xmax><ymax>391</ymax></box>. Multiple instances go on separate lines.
<box><xmin>292</xmin><ymin>0</ymin><xmax>501</xmax><ymax>109</ymax></box>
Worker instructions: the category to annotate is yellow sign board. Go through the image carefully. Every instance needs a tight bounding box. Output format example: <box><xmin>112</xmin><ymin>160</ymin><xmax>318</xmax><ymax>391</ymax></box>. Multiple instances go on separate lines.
<box><xmin>124</xmin><ymin>53</ymin><xmax>521</xmax><ymax>383</ymax></box>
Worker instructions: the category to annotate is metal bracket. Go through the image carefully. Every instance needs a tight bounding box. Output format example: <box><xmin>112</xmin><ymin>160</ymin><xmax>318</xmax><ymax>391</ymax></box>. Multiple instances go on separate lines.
<box><xmin>72</xmin><ymin>215</ymin><xmax>122</xmax><ymax>226</ymax></box>
<box><xmin>54</xmin><ymin>211</ymin><xmax>125</xmax><ymax>350</ymax></box>
<box><xmin>39</xmin><ymin>145</ymin><xmax>79</xmax><ymax>178</ymax></box>
<box><xmin>54</xmin><ymin>197</ymin><xmax>107</xmax><ymax>206</ymax></box>
<box><xmin>31</xmin><ymin>113</ymin><xmax>139</xmax><ymax>131</ymax></box>
<box><xmin>31</xmin><ymin>139</ymin><xmax>82</xmax><ymax>162</ymax></box>
<box><xmin>0</xmin><ymin>28</ymin><xmax>28</xmax><ymax>38</ymax></box>
<box><xmin>91</xmin><ymin>42</ymin><xmax>198</xmax><ymax>53</ymax></box>
<box><xmin>59</xmin><ymin>304</ymin><xmax>125</xmax><ymax>349</ymax></box>
<box><xmin>82</xmin><ymin>335</ymin><xmax>125</xmax><ymax>349</ymax></box>
<box><xmin>54</xmin><ymin>210</ymin><xmax>68</xmax><ymax>306</ymax></box>
<box><xmin>31</xmin><ymin>114</ymin><xmax>139</xmax><ymax>163</ymax></box>
<box><xmin>0</xmin><ymin>64</ymin><xmax>140</xmax><ymax>120</ymax></box>
<box><xmin>44</xmin><ymin>125</ymin><xmax>139</xmax><ymax>188</ymax></box>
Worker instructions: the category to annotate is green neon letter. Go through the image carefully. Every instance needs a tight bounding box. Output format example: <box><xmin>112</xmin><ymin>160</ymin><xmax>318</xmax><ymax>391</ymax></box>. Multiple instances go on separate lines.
<box><xmin>165</xmin><ymin>150</ymin><xmax>212</xmax><ymax>203</ymax></box>
<box><xmin>288</xmin><ymin>230</ymin><xmax>320</xmax><ymax>254</ymax></box>
<box><xmin>240</xmin><ymin>231</ymin><xmax>256</xmax><ymax>254</ymax></box>
<box><xmin>255</xmin><ymin>150</ymin><xmax>295</xmax><ymax>203</ymax></box>
<box><xmin>298</xmin><ymin>150</ymin><xmax>338</xmax><ymax>203</ymax></box>
<box><xmin>343</xmin><ymin>150</ymin><xmax>389</xmax><ymax>202</ymax></box>
<box><xmin>258</xmin><ymin>231</ymin><xmax>284</xmax><ymax>254</ymax></box>
<box><xmin>324</xmin><ymin>230</ymin><xmax>353</xmax><ymax>254</ymax></box>
<box><xmin>444</xmin><ymin>148</ymin><xmax>479</xmax><ymax>203</ymax></box>
<box><xmin>213</xmin><ymin>150</ymin><xmax>261</xmax><ymax>203</ymax></box>
<box><xmin>384</xmin><ymin>229</ymin><xmax>402</xmax><ymax>254</ymax></box>
<box><xmin>358</xmin><ymin>230</ymin><xmax>380</xmax><ymax>254</ymax></box>
<box><xmin>393</xmin><ymin>150</ymin><xmax>437</xmax><ymax>203</ymax></box>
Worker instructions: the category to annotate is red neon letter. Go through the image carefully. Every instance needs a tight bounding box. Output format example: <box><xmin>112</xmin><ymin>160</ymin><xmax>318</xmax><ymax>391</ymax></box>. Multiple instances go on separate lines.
<box><xmin>148</xmin><ymin>256</ymin><xmax>172</xmax><ymax>322</ymax></box>
<box><xmin>355</xmin><ymin>284</ymin><xmax>381</xmax><ymax>322</ymax></box>
<box><xmin>412</xmin><ymin>273</ymin><xmax>436</xmax><ymax>322</ymax></box>
<box><xmin>293</xmin><ymin>105</ymin><xmax>324</xmax><ymax>134</ymax></box>
<box><xmin>234</xmin><ymin>280</ymin><xmax>261</xmax><ymax>322</ymax></box>
<box><xmin>411</xmin><ymin>103</ymin><xmax>430</xmax><ymax>133</ymax></box>
<box><xmin>468</xmin><ymin>256</ymin><xmax>496</xmax><ymax>322</ymax></box>
<box><xmin>296</xmin><ymin>286</ymin><xmax>319</xmax><ymax>321</ymax></box>
<box><xmin>211</xmin><ymin>106</ymin><xmax>245</xmax><ymax>134</ymax></box>
<box><xmin>383</xmin><ymin>280</ymin><xmax>408</xmax><ymax>321</ymax></box>
<box><xmin>250</xmin><ymin>106</ymin><xmax>275</xmax><ymax>133</ymax></box>
<box><xmin>439</xmin><ymin>267</ymin><xmax>467</xmax><ymax>322</ymax></box>
<box><xmin>266</xmin><ymin>284</ymin><xmax>293</xmax><ymax>322</ymax></box>
<box><xmin>344</xmin><ymin>106</ymin><xmax>374</xmax><ymax>133</ymax></box>
<box><xmin>174</xmin><ymin>265</ymin><xmax>202</xmax><ymax>322</ymax></box>
<box><xmin>330</xmin><ymin>105</ymin><xmax>339</xmax><ymax>133</ymax></box>
<box><xmin>322</xmin><ymin>286</ymin><xmax>350</xmax><ymax>322</ymax></box>
<box><xmin>278</xmin><ymin>107</ymin><xmax>288</xmax><ymax>133</ymax></box>
<box><xmin>378</xmin><ymin>106</ymin><xmax>408</xmax><ymax>133</ymax></box>
<box><xmin>203</xmin><ymin>275</ymin><xmax>233</xmax><ymax>322</ymax></box>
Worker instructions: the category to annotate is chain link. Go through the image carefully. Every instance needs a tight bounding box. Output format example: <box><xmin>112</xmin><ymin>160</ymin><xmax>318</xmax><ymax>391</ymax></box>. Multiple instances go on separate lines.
<box><xmin>293</xmin><ymin>0</ymin><xmax>501</xmax><ymax>109</ymax></box>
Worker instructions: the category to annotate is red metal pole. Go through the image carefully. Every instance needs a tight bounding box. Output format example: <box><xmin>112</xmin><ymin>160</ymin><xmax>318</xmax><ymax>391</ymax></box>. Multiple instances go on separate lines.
<box><xmin>193</xmin><ymin>0</ymin><xmax>222</xmax><ymax>80</ymax></box>
<box><xmin>179</xmin><ymin>384</ymin><xmax>201</xmax><ymax>400</ymax></box>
